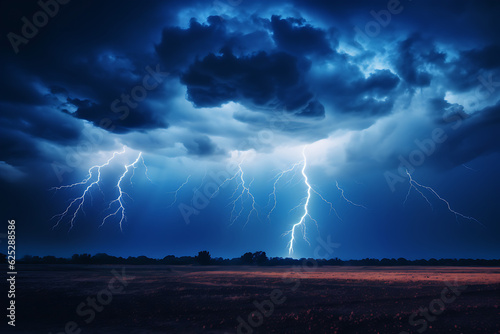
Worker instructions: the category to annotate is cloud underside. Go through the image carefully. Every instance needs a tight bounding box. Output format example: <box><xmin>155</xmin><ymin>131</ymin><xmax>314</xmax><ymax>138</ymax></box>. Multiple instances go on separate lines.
<box><xmin>0</xmin><ymin>0</ymin><xmax>499</xmax><ymax>168</ymax></box>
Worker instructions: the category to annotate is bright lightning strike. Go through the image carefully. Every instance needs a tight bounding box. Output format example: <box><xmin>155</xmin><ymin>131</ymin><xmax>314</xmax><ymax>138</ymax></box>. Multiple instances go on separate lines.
<box><xmin>101</xmin><ymin>152</ymin><xmax>145</xmax><ymax>231</ymax></box>
<box><xmin>51</xmin><ymin>148</ymin><xmax>126</xmax><ymax>231</ymax></box>
<box><xmin>228</xmin><ymin>161</ymin><xmax>258</xmax><ymax>226</ymax></box>
<box><xmin>404</xmin><ymin>170</ymin><xmax>483</xmax><ymax>226</ymax></box>
<box><xmin>51</xmin><ymin>148</ymin><xmax>149</xmax><ymax>231</ymax></box>
<box><xmin>283</xmin><ymin>147</ymin><xmax>339</xmax><ymax>255</ymax></box>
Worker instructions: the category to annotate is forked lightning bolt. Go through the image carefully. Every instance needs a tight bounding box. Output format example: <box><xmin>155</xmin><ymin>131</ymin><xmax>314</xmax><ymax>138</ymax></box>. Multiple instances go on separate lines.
<box><xmin>51</xmin><ymin>148</ymin><xmax>126</xmax><ymax>230</ymax></box>
<box><xmin>404</xmin><ymin>170</ymin><xmax>483</xmax><ymax>226</ymax></box>
<box><xmin>228</xmin><ymin>161</ymin><xmax>258</xmax><ymax>226</ymax></box>
<box><xmin>283</xmin><ymin>147</ymin><xmax>339</xmax><ymax>255</ymax></box>
<box><xmin>283</xmin><ymin>149</ymin><xmax>313</xmax><ymax>255</ymax></box>
<box><xmin>280</xmin><ymin>148</ymin><xmax>366</xmax><ymax>254</ymax></box>
<box><xmin>267</xmin><ymin>161</ymin><xmax>304</xmax><ymax>220</ymax></box>
<box><xmin>209</xmin><ymin>157</ymin><xmax>258</xmax><ymax>226</ymax></box>
<box><xmin>51</xmin><ymin>148</ymin><xmax>149</xmax><ymax>231</ymax></box>
<box><xmin>100</xmin><ymin>152</ymin><xmax>146</xmax><ymax>231</ymax></box>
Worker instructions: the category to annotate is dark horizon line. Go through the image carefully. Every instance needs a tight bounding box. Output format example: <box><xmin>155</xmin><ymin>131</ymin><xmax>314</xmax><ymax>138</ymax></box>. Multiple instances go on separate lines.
<box><xmin>4</xmin><ymin>252</ymin><xmax>500</xmax><ymax>266</ymax></box>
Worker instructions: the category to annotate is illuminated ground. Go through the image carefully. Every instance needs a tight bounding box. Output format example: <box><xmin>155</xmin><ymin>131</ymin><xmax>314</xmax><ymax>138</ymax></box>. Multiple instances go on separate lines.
<box><xmin>8</xmin><ymin>265</ymin><xmax>500</xmax><ymax>333</ymax></box>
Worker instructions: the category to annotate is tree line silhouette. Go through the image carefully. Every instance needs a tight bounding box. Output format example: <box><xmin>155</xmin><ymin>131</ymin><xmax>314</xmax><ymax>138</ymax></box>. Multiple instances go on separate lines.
<box><xmin>2</xmin><ymin>251</ymin><xmax>499</xmax><ymax>266</ymax></box>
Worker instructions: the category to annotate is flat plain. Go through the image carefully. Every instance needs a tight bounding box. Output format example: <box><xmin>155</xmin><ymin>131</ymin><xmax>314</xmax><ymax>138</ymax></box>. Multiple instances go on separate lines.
<box><xmin>5</xmin><ymin>265</ymin><xmax>500</xmax><ymax>333</ymax></box>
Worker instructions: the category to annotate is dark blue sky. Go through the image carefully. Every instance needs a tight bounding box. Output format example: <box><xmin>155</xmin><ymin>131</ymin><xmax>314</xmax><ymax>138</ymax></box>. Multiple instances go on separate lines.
<box><xmin>1</xmin><ymin>0</ymin><xmax>499</xmax><ymax>260</ymax></box>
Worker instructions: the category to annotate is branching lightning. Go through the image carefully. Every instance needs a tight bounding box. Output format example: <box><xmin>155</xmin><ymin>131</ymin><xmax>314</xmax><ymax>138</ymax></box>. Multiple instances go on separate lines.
<box><xmin>267</xmin><ymin>161</ymin><xmax>304</xmax><ymax>220</ymax></box>
<box><xmin>100</xmin><ymin>152</ymin><xmax>145</xmax><ymax>231</ymax></box>
<box><xmin>282</xmin><ymin>149</ymin><xmax>314</xmax><ymax>254</ymax></box>
<box><xmin>228</xmin><ymin>161</ymin><xmax>258</xmax><ymax>226</ymax></box>
<box><xmin>277</xmin><ymin>147</ymin><xmax>366</xmax><ymax>255</ymax></box>
<box><xmin>404</xmin><ymin>170</ymin><xmax>483</xmax><ymax>226</ymax></box>
<box><xmin>282</xmin><ymin>147</ymin><xmax>341</xmax><ymax>255</ymax></box>
<box><xmin>336</xmin><ymin>181</ymin><xmax>367</xmax><ymax>209</ymax></box>
<box><xmin>167</xmin><ymin>175</ymin><xmax>191</xmax><ymax>208</ymax></box>
<box><xmin>51</xmin><ymin>148</ymin><xmax>149</xmax><ymax>231</ymax></box>
<box><xmin>208</xmin><ymin>156</ymin><xmax>259</xmax><ymax>226</ymax></box>
<box><xmin>51</xmin><ymin>148</ymin><xmax>126</xmax><ymax>230</ymax></box>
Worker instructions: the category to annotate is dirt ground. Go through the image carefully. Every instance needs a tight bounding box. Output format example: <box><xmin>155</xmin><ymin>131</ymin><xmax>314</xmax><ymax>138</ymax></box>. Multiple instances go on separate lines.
<box><xmin>3</xmin><ymin>265</ymin><xmax>500</xmax><ymax>333</ymax></box>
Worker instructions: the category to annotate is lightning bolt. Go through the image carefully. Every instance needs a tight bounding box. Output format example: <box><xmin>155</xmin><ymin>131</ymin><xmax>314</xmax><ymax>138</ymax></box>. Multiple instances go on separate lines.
<box><xmin>167</xmin><ymin>175</ymin><xmax>191</xmax><ymax>208</ymax></box>
<box><xmin>462</xmin><ymin>164</ymin><xmax>477</xmax><ymax>172</ymax></box>
<box><xmin>51</xmin><ymin>148</ymin><xmax>126</xmax><ymax>231</ymax></box>
<box><xmin>209</xmin><ymin>169</ymin><xmax>239</xmax><ymax>200</ymax></box>
<box><xmin>283</xmin><ymin>147</ymin><xmax>340</xmax><ymax>255</ymax></box>
<box><xmin>191</xmin><ymin>169</ymin><xmax>208</xmax><ymax>206</ymax></box>
<box><xmin>208</xmin><ymin>155</ymin><xmax>258</xmax><ymax>226</ymax></box>
<box><xmin>404</xmin><ymin>170</ymin><xmax>483</xmax><ymax>226</ymax></box>
<box><xmin>267</xmin><ymin>161</ymin><xmax>304</xmax><ymax>220</ymax></box>
<box><xmin>100</xmin><ymin>152</ymin><xmax>146</xmax><ymax>231</ymax></box>
<box><xmin>336</xmin><ymin>181</ymin><xmax>367</xmax><ymax>209</ymax></box>
<box><xmin>130</xmin><ymin>154</ymin><xmax>152</xmax><ymax>184</ymax></box>
<box><xmin>228</xmin><ymin>161</ymin><xmax>258</xmax><ymax>226</ymax></box>
<box><xmin>51</xmin><ymin>148</ymin><xmax>150</xmax><ymax>231</ymax></box>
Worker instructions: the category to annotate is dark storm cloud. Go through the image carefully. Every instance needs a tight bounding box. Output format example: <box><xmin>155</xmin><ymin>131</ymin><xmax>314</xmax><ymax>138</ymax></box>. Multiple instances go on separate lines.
<box><xmin>183</xmin><ymin>135</ymin><xmax>222</xmax><ymax>156</ymax></box>
<box><xmin>441</xmin><ymin>44</ymin><xmax>500</xmax><ymax>93</ymax></box>
<box><xmin>1</xmin><ymin>0</ymin><xmax>499</xmax><ymax>164</ymax></box>
<box><xmin>0</xmin><ymin>0</ymin><xmax>178</xmax><ymax>140</ymax></box>
<box><xmin>156</xmin><ymin>15</ymin><xmax>328</xmax><ymax>117</ymax></box>
<box><xmin>68</xmin><ymin>97</ymin><xmax>168</xmax><ymax>134</ymax></box>
<box><xmin>363</xmin><ymin>69</ymin><xmax>401</xmax><ymax>92</ymax></box>
<box><xmin>156</xmin><ymin>16</ymin><xmax>228</xmax><ymax>72</ymax></box>
<box><xmin>313</xmin><ymin>60</ymin><xmax>400</xmax><ymax>119</ymax></box>
<box><xmin>394</xmin><ymin>34</ymin><xmax>432</xmax><ymax>88</ymax></box>
<box><xmin>0</xmin><ymin>101</ymin><xmax>83</xmax><ymax>168</ymax></box>
<box><xmin>431</xmin><ymin>101</ymin><xmax>500</xmax><ymax>169</ymax></box>
<box><xmin>180</xmin><ymin>49</ymin><xmax>324</xmax><ymax>116</ymax></box>
<box><xmin>269</xmin><ymin>15</ymin><xmax>334</xmax><ymax>56</ymax></box>
<box><xmin>0</xmin><ymin>66</ymin><xmax>48</xmax><ymax>105</ymax></box>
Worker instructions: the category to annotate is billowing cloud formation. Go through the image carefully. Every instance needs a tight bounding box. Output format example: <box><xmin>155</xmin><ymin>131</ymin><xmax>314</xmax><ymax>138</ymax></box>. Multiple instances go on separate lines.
<box><xmin>183</xmin><ymin>135</ymin><xmax>222</xmax><ymax>156</ymax></box>
<box><xmin>181</xmin><ymin>49</ymin><xmax>323</xmax><ymax>116</ymax></box>
<box><xmin>1</xmin><ymin>0</ymin><xmax>500</xmax><ymax>167</ymax></box>
<box><xmin>156</xmin><ymin>16</ymin><xmax>229</xmax><ymax>71</ymax></box>
<box><xmin>269</xmin><ymin>15</ymin><xmax>334</xmax><ymax>56</ymax></box>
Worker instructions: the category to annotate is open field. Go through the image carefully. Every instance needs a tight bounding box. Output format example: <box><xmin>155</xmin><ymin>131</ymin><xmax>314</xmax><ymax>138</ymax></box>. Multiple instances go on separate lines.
<box><xmin>4</xmin><ymin>265</ymin><xmax>500</xmax><ymax>333</ymax></box>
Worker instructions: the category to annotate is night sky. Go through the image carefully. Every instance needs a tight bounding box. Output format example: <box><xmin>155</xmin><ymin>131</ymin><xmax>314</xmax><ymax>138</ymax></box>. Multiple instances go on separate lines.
<box><xmin>1</xmin><ymin>0</ymin><xmax>499</xmax><ymax>260</ymax></box>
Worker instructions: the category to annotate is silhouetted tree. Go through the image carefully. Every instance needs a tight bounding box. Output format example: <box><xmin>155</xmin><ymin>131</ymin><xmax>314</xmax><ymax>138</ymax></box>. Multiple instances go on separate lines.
<box><xmin>397</xmin><ymin>257</ymin><xmax>409</xmax><ymax>266</ymax></box>
<box><xmin>241</xmin><ymin>252</ymin><xmax>254</xmax><ymax>265</ymax></box>
<box><xmin>253</xmin><ymin>251</ymin><xmax>268</xmax><ymax>265</ymax></box>
<box><xmin>161</xmin><ymin>255</ymin><xmax>176</xmax><ymax>264</ymax></box>
<box><xmin>71</xmin><ymin>253</ymin><xmax>91</xmax><ymax>264</ymax></box>
<box><xmin>195</xmin><ymin>251</ymin><xmax>211</xmax><ymax>265</ymax></box>
<box><xmin>22</xmin><ymin>255</ymin><xmax>33</xmax><ymax>263</ymax></box>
